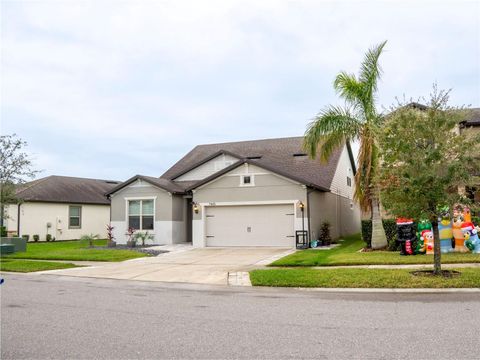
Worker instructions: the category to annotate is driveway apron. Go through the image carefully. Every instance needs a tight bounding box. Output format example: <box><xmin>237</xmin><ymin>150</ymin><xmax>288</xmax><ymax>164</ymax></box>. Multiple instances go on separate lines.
<box><xmin>39</xmin><ymin>247</ymin><xmax>294</xmax><ymax>285</ymax></box>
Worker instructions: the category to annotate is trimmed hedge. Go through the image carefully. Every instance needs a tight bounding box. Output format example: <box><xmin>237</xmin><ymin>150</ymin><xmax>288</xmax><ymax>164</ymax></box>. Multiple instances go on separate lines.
<box><xmin>383</xmin><ymin>219</ymin><xmax>400</xmax><ymax>251</ymax></box>
<box><xmin>361</xmin><ymin>219</ymin><xmax>401</xmax><ymax>251</ymax></box>
<box><xmin>361</xmin><ymin>220</ymin><xmax>372</xmax><ymax>248</ymax></box>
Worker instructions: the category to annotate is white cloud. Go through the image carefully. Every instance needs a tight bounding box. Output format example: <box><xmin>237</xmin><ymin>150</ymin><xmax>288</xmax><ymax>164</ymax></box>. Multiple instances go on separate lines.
<box><xmin>2</xmin><ymin>0</ymin><xmax>479</xmax><ymax>179</ymax></box>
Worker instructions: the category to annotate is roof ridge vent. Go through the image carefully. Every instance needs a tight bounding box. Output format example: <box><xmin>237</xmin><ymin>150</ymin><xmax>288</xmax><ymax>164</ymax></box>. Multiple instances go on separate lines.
<box><xmin>293</xmin><ymin>153</ymin><xmax>308</xmax><ymax>157</ymax></box>
<box><xmin>246</xmin><ymin>156</ymin><xmax>262</xmax><ymax>159</ymax></box>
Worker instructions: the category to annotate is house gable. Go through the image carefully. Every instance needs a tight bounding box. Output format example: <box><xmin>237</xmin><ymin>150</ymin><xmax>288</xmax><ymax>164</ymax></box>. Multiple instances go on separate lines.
<box><xmin>174</xmin><ymin>153</ymin><xmax>239</xmax><ymax>181</ymax></box>
<box><xmin>191</xmin><ymin>162</ymin><xmax>308</xmax><ymax>207</ymax></box>
<box><xmin>329</xmin><ymin>144</ymin><xmax>355</xmax><ymax>199</ymax></box>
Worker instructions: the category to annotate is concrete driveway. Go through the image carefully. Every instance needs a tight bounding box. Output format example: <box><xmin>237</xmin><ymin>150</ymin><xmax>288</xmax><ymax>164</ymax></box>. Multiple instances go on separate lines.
<box><xmin>43</xmin><ymin>246</ymin><xmax>294</xmax><ymax>285</ymax></box>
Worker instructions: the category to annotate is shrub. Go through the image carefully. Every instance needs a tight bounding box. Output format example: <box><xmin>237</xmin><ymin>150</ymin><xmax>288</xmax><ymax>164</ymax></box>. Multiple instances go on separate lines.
<box><xmin>382</xmin><ymin>219</ymin><xmax>401</xmax><ymax>251</ymax></box>
<box><xmin>361</xmin><ymin>219</ymin><xmax>399</xmax><ymax>251</ymax></box>
<box><xmin>319</xmin><ymin>222</ymin><xmax>332</xmax><ymax>245</ymax></box>
<box><xmin>80</xmin><ymin>233</ymin><xmax>99</xmax><ymax>248</ymax></box>
<box><xmin>0</xmin><ymin>226</ymin><xmax>7</xmax><ymax>237</ymax></box>
<box><xmin>361</xmin><ymin>220</ymin><xmax>372</xmax><ymax>248</ymax></box>
<box><xmin>33</xmin><ymin>234</ymin><xmax>39</xmax><ymax>242</ymax></box>
<box><xmin>22</xmin><ymin>234</ymin><xmax>30</xmax><ymax>241</ymax></box>
<box><xmin>134</xmin><ymin>231</ymin><xmax>154</xmax><ymax>246</ymax></box>
<box><xmin>46</xmin><ymin>234</ymin><xmax>52</xmax><ymax>242</ymax></box>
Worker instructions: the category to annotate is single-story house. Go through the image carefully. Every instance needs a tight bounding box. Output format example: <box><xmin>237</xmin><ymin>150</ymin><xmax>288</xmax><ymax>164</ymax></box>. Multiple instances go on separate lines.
<box><xmin>4</xmin><ymin>176</ymin><xmax>120</xmax><ymax>241</ymax></box>
<box><xmin>107</xmin><ymin>136</ymin><xmax>360</xmax><ymax>248</ymax></box>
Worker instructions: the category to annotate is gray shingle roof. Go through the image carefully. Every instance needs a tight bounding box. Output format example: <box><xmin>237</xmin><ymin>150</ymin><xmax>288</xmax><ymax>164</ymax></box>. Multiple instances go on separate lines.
<box><xmin>16</xmin><ymin>176</ymin><xmax>121</xmax><ymax>205</ymax></box>
<box><xmin>161</xmin><ymin>136</ymin><xmax>345</xmax><ymax>191</ymax></box>
<box><xmin>105</xmin><ymin>175</ymin><xmax>187</xmax><ymax>195</ymax></box>
<box><xmin>461</xmin><ymin>108</ymin><xmax>480</xmax><ymax>126</ymax></box>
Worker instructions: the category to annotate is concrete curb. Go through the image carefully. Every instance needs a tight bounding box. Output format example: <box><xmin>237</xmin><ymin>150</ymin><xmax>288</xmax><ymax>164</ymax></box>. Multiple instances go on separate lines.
<box><xmin>227</xmin><ymin>272</ymin><xmax>252</xmax><ymax>286</ymax></box>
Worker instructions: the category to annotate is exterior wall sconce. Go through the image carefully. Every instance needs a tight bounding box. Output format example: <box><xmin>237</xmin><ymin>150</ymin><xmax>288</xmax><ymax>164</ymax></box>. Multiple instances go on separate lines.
<box><xmin>298</xmin><ymin>201</ymin><xmax>305</xmax><ymax>212</ymax></box>
<box><xmin>192</xmin><ymin>202</ymin><xmax>200</xmax><ymax>214</ymax></box>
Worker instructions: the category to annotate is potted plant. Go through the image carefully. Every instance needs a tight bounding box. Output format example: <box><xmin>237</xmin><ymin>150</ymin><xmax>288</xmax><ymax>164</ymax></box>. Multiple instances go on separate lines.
<box><xmin>107</xmin><ymin>224</ymin><xmax>116</xmax><ymax>247</ymax></box>
<box><xmin>319</xmin><ymin>222</ymin><xmax>332</xmax><ymax>246</ymax></box>
<box><xmin>125</xmin><ymin>227</ymin><xmax>137</xmax><ymax>248</ymax></box>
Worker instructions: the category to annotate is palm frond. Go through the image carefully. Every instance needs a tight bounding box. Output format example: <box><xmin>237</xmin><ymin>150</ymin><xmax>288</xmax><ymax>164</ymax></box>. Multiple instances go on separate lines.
<box><xmin>333</xmin><ymin>71</ymin><xmax>363</xmax><ymax>107</ymax></box>
<box><xmin>359</xmin><ymin>40</ymin><xmax>387</xmax><ymax>115</ymax></box>
<box><xmin>304</xmin><ymin>106</ymin><xmax>361</xmax><ymax>161</ymax></box>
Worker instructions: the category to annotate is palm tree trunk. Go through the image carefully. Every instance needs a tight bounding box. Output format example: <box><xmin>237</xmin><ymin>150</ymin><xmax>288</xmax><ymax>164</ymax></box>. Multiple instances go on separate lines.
<box><xmin>371</xmin><ymin>198</ymin><xmax>387</xmax><ymax>249</ymax></box>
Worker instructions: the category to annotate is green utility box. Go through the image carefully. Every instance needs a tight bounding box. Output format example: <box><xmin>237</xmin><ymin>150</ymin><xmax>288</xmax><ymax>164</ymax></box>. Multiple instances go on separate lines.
<box><xmin>0</xmin><ymin>237</ymin><xmax>27</xmax><ymax>252</ymax></box>
<box><xmin>0</xmin><ymin>244</ymin><xmax>15</xmax><ymax>255</ymax></box>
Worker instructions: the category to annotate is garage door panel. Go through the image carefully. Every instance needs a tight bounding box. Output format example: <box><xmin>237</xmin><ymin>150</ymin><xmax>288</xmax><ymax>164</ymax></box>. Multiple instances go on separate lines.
<box><xmin>205</xmin><ymin>204</ymin><xmax>294</xmax><ymax>247</ymax></box>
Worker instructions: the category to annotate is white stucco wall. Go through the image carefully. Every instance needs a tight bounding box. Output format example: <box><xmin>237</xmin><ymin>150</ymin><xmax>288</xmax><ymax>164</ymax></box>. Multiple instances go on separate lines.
<box><xmin>5</xmin><ymin>202</ymin><xmax>110</xmax><ymax>241</ymax></box>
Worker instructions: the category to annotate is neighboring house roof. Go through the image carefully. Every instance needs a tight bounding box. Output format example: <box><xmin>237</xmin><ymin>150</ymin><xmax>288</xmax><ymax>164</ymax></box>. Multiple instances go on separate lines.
<box><xmin>161</xmin><ymin>136</ymin><xmax>347</xmax><ymax>191</ymax></box>
<box><xmin>105</xmin><ymin>175</ymin><xmax>187</xmax><ymax>196</ymax></box>
<box><xmin>460</xmin><ymin>108</ymin><xmax>480</xmax><ymax>127</ymax></box>
<box><xmin>16</xmin><ymin>175</ymin><xmax>121</xmax><ymax>205</ymax></box>
<box><xmin>404</xmin><ymin>102</ymin><xmax>480</xmax><ymax>127</ymax></box>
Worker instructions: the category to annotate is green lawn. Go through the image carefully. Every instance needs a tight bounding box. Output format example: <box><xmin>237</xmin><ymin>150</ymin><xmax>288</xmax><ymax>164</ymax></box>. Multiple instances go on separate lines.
<box><xmin>0</xmin><ymin>259</ymin><xmax>78</xmax><ymax>273</ymax></box>
<box><xmin>271</xmin><ymin>234</ymin><xmax>480</xmax><ymax>267</ymax></box>
<box><xmin>3</xmin><ymin>239</ymin><xmax>147</xmax><ymax>262</ymax></box>
<box><xmin>250</xmin><ymin>267</ymin><xmax>480</xmax><ymax>288</ymax></box>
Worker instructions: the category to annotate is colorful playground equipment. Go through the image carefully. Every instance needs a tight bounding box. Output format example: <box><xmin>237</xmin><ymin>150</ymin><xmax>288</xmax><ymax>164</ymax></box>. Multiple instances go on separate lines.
<box><xmin>438</xmin><ymin>207</ymin><xmax>454</xmax><ymax>253</ymax></box>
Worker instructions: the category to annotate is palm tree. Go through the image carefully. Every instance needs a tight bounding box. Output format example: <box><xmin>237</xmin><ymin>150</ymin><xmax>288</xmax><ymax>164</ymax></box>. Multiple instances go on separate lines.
<box><xmin>304</xmin><ymin>41</ymin><xmax>388</xmax><ymax>249</ymax></box>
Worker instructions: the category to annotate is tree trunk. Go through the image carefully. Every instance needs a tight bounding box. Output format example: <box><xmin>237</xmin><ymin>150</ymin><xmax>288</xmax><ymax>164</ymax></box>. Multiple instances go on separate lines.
<box><xmin>432</xmin><ymin>220</ymin><xmax>442</xmax><ymax>275</ymax></box>
<box><xmin>371</xmin><ymin>198</ymin><xmax>387</xmax><ymax>249</ymax></box>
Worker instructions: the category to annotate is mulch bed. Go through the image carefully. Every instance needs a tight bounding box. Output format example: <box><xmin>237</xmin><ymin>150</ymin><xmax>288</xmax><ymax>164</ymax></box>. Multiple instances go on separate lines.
<box><xmin>410</xmin><ymin>270</ymin><xmax>461</xmax><ymax>278</ymax></box>
<box><xmin>89</xmin><ymin>245</ymin><xmax>168</xmax><ymax>257</ymax></box>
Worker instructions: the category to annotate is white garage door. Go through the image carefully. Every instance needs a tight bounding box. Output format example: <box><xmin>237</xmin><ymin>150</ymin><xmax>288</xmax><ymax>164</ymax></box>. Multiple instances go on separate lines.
<box><xmin>205</xmin><ymin>204</ymin><xmax>295</xmax><ymax>247</ymax></box>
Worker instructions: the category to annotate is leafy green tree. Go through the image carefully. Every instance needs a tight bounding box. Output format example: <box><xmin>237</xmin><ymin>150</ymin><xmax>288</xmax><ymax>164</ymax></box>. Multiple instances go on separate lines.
<box><xmin>0</xmin><ymin>134</ymin><xmax>39</xmax><ymax>227</ymax></box>
<box><xmin>304</xmin><ymin>41</ymin><xmax>388</xmax><ymax>248</ymax></box>
<box><xmin>378</xmin><ymin>88</ymin><xmax>480</xmax><ymax>274</ymax></box>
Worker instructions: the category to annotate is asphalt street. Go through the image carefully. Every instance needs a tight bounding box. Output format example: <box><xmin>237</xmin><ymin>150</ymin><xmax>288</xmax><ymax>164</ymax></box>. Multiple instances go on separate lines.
<box><xmin>1</xmin><ymin>273</ymin><xmax>479</xmax><ymax>359</ymax></box>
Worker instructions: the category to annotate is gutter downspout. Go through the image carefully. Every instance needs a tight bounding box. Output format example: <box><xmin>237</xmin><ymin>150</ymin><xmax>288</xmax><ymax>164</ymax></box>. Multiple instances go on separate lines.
<box><xmin>17</xmin><ymin>203</ymin><xmax>21</xmax><ymax>236</ymax></box>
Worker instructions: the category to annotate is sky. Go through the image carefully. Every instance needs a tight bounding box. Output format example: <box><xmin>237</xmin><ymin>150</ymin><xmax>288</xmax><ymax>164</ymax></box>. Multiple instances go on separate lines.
<box><xmin>1</xmin><ymin>0</ymin><xmax>479</xmax><ymax>182</ymax></box>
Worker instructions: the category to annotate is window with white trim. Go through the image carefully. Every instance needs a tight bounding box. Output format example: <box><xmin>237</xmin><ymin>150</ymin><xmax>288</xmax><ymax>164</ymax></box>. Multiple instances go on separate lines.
<box><xmin>69</xmin><ymin>206</ymin><xmax>82</xmax><ymax>229</ymax></box>
<box><xmin>128</xmin><ymin>199</ymin><xmax>154</xmax><ymax>230</ymax></box>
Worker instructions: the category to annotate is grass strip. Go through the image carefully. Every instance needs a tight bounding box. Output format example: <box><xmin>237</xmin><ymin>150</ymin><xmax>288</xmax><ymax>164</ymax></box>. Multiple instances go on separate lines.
<box><xmin>250</xmin><ymin>267</ymin><xmax>480</xmax><ymax>288</ymax></box>
<box><xmin>271</xmin><ymin>234</ymin><xmax>480</xmax><ymax>267</ymax></box>
<box><xmin>0</xmin><ymin>259</ymin><xmax>79</xmax><ymax>273</ymax></box>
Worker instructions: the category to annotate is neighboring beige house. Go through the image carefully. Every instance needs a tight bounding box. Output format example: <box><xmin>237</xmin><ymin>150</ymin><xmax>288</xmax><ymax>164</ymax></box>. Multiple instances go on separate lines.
<box><xmin>107</xmin><ymin>137</ymin><xmax>360</xmax><ymax>248</ymax></box>
<box><xmin>5</xmin><ymin>176</ymin><xmax>120</xmax><ymax>241</ymax></box>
